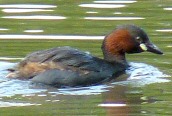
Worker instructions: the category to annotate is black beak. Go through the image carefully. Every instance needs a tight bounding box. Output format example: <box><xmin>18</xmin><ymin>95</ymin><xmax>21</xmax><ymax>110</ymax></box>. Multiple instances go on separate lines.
<box><xmin>139</xmin><ymin>42</ymin><xmax>163</xmax><ymax>55</ymax></box>
<box><xmin>146</xmin><ymin>43</ymin><xmax>163</xmax><ymax>55</ymax></box>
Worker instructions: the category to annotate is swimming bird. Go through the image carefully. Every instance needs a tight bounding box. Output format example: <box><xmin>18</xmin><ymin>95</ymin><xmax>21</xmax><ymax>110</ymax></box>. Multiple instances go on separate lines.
<box><xmin>6</xmin><ymin>25</ymin><xmax>163</xmax><ymax>87</ymax></box>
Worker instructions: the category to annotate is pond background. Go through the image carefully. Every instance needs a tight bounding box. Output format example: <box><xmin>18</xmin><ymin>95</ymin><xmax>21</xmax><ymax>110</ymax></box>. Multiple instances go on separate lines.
<box><xmin>0</xmin><ymin>0</ymin><xmax>171</xmax><ymax>115</ymax></box>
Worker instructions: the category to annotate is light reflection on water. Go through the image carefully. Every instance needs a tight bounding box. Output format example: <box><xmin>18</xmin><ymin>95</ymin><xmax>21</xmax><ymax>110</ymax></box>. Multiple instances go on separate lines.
<box><xmin>0</xmin><ymin>57</ymin><xmax>23</xmax><ymax>60</ymax></box>
<box><xmin>164</xmin><ymin>8</ymin><xmax>172</xmax><ymax>10</ymax></box>
<box><xmin>156</xmin><ymin>29</ymin><xmax>172</xmax><ymax>32</ymax></box>
<box><xmin>0</xmin><ymin>35</ymin><xmax>104</xmax><ymax>40</ymax></box>
<box><xmin>0</xmin><ymin>101</ymin><xmax>41</xmax><ymax>108</ymax></box>
<box><xmin>79</xmin><ymin>4</ymin><xmax>126</xmax><ymax>8</ymax></box>
<box><xmin>0</xmin><ymin>28</ymin><xmax>9</xmax><ymax>31</ymax></box>
<box><xmin>2</xmin><ymin>15</ymin><xmax>67</xmax><ymax>20</ymax></box>
<box><xmin>0</xmin><ymin>0</ymin><xmax>171</xmax><ymax>114</ymax></box>
<box><xmin>24</xmin><ymin>30</ymin><xmax>44</xmax><ymax>33</ymax></box>
<box><xmin>122</xmin><ymin>62</ymin><xmax>170</xmax><ymax>86</ymax></box>
<box><xmin>167</xmin><ymin>45</ymin><xmax>172</xmax><ymax>48</ymax></box>
<box><xmin>84</xmin><ymin>17</ymin><xmax>145</xmax><ymax>20</ymax></box>
<box><xmin>0</xmin><ymin>4</ymin><xmax>66</xmax><ymax>20</ymax></box>
<box><xmin>98</xmin><ymin>103</ymin><xmax>127</xmax><ymax>107</ymax></box>
<box><xmin>93</xmin><ymin>1</ymin><xmax>137</xmax><ymax>4</ymax></box>
<box><xmin>0</xmin><ymin>59</ymin><xmax>170</xmax><ymax>108</ymax></box>
<box><xmin>79</xmin><ymin>0</ymin><xmax>137</xmax><ymax>9</ymax></box>
<box><xmin>0</xmin><ymin>4</ymin><xmax>57</xmax><ymax>8</ymax></box>
<box><xmin>79</xmin><ymin>1</ymin><xmax>145</xmax><ymax>22</ymax></box>
<box><xmin>114</xmin><ymin>12</ymin><xmax>122</xmax><ymax>14</ymax></box>
<box><xmin>86</xmin><ymin>11</ymin><xmax>98</xmax><ymax>14</ymax></box>
<box><xmin>2</xmin><ymin>9</ymin><xmax>53</xmax><ymax>13</ymax></box>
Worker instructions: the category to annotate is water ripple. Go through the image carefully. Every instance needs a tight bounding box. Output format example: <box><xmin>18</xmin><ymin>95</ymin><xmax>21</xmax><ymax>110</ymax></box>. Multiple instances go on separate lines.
<box><xmin>114</xmin><ymin>62</ymin><xmax>171</xmax><ymax>87</ymax></box>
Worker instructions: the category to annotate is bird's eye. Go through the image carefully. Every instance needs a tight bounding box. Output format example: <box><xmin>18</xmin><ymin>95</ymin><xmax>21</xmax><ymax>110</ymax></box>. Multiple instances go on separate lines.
<box><xmin>136</xmin><ymin>36</ymin><xmax>141</xmax><ymax>42</ymax></box>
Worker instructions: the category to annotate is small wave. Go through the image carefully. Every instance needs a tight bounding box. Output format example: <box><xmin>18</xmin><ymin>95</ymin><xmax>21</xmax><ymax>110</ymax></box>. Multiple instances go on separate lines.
<box><xmin>112</xmin><ymin>62</ymin><xmax>170</xmax><ymax>87</ymax></box>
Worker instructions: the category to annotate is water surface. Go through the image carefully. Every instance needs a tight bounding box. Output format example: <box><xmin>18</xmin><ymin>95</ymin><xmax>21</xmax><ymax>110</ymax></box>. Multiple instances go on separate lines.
<box><xmin>0</xmin><ymin>0</ymin><xmax>171</xmax><ymax>115</ymax></box>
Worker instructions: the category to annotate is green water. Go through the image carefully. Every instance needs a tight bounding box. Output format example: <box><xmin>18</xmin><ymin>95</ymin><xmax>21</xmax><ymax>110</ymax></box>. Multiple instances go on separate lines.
<box><xmin>0</xmin><ymin>0</ymin><xmax>171</xmax><ymax>115</ymax></box>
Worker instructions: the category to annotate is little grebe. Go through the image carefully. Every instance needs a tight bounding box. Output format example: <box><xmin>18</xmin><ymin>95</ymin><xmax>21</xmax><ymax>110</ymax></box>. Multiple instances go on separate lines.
<box><xmin>6</xmin><ymin>25</ymin><xmax>163</xmax><ymax>87</ymax></box>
